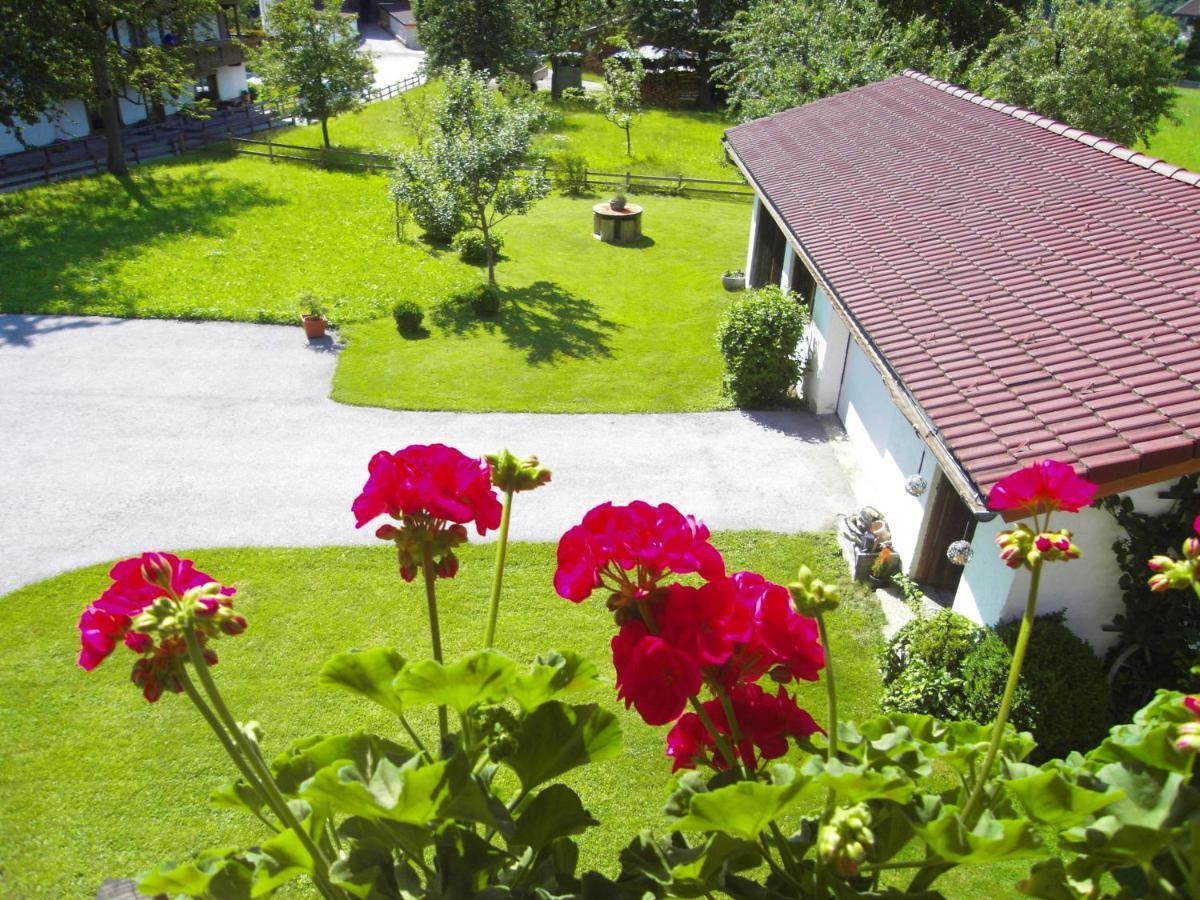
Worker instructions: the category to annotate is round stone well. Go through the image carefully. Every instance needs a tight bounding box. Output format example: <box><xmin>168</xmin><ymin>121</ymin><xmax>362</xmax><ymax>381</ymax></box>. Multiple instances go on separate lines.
<box><xmin>592</xmin><ymin>201</ymin><xmax>643</xmax><ymax>243</ymax></box>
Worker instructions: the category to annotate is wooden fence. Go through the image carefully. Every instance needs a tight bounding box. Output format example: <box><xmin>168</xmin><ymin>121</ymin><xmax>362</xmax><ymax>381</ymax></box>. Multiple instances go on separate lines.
<box><xmin>225</xmin><ymin>137</ymin><xmax>753</xmax><ymax>198</ymax></box>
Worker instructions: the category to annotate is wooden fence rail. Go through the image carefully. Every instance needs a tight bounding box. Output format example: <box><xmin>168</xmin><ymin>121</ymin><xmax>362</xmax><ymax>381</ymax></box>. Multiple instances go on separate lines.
<box><xmin>225</xmin><ymin>138</ymin><xmax>752</xmax><ymax>198</ymax></box>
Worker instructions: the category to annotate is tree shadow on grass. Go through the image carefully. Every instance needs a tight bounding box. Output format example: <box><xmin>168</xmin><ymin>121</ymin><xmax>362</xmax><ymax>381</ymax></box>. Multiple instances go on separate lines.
<box><xmin>430</xmin><ymin>280</ymin><xmax>622</xmax><ymax>365</ymax></box>
<box><xmin>0</xmin><ymin>168</ymin><xmax>285</xmax><ymax>318</ymax></box>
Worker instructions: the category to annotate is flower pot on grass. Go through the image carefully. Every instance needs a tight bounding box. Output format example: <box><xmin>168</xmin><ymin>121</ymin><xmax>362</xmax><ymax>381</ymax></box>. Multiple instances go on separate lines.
<box><xmin>301</xmin><ymin>314</ymin><xmax>327</xmax><ymax>339</ymax></box>
<box><xmin>722</xmin><ymin>270</ymin><xmax>746</xmax><ymax>292</ymax></box>
<box><xmin>297</xmin><ymin>291</ymin><xmax>329</xmax><ymax>340</ymax></box>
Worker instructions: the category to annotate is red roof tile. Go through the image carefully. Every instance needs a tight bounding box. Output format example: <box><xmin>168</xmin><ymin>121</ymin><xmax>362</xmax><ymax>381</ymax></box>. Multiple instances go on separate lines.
<box><xmin>725</xmin><ymin>71</ymin><xmax>1200</xmax><ymax>498</ymax></box>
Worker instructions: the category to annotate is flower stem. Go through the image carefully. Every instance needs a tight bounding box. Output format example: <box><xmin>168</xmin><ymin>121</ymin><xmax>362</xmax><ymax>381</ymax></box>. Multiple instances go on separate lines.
<box><xmin>484</xmin><ymin>487</ymin><xmax>515</xmax><ymax>648</ymax></box>
<box><xmin>815</xmin><ymin>612</ymin><xmax>838</xmax><ymax>764</ymax></box>
<box><xmin>181</xmin><ymin>627</ymin><xmax>342</xmax><ymax>900</ymax></box>
<box><xmin>688</xmin><ymin>694</ymin><xmax>740</xmax><ymax>771</ymax></box>
<box><xmin>420</xmin><ymin>542</ymin><xmax>449</xmax><ymax>741</ymax></box>
<box><xmin>961</xmin><ymin>556</ymin><xmax>1043</xmax><ymax>824</ymax></box>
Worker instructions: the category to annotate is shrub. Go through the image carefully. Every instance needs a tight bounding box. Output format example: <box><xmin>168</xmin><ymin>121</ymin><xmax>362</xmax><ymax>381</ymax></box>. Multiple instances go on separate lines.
<box><xmin>452</xmin><ymin>231</ymin><xmax>504</xmax><ymax>265</ymax></box>
<box><xmin>996</xmin><ymin>610</ymin><xmax>1112</xmax><ymax>760</ymax></box>
<box><xmin>551</xmin><ymin>151</ymin><xmax>589</xmax><ymax>194</ymax></box>
<box><xmin>469</xmin><ymin>283</ymin><xmax>501</xmax><ymax>317</ymax></box>
<box><xmin>392</xmin><ymin>299</ymin><xmax>424</xmax><ymax>334</ymax></box>
<box><xmin>715</xmin><ymin>284</ymin><xmax>808</xmax><ymax>407</ymax></box>
<box><xmin>881</xmin><ymin>610</ymin><xmax>1031</xmax><ymax>730</ymax></box>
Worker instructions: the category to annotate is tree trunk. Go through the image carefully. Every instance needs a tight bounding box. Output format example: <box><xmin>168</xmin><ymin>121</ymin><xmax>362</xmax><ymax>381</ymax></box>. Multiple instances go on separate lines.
<box><xmin>696</xmin><ymin>49</ymin><xmax>714</xmax><ymax>111</ymax></box>
<box><xmin>481</xmin><ymin>221</ymin><xmax>496</xmax><ymax>286</ymax></box>
<box><xmin>321</xmin><ymin>117</ymin><xmax>331</xmax><ymax>148</ymax></box>
<box><xmin>550</xmin><ymin>59</ymin><xmax>562</xmax><ymax>101</ymax></box>
<box><xmin>88</xmin><ymin>30</ymin><xmax>128</xmax><ymax>175</ymax></box>
<box><xmin>624</xmin><ymin>123</ymin><xmax>631</xmax><ymax>156</ymax></box>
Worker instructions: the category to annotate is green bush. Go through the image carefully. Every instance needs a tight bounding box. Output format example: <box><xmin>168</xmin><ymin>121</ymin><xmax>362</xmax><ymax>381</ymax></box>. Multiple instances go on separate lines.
<box><xmin>551</xmin><ymin>152</ymin><xmax>589</xmax><ymax>194</ymax></box>
<box><xmin>714</xmin><ymin>284</ymin><xmax>808</xmax><ymax>407</ymax></box>
<box><xmin>392</xmin><ymin>299</ymin><xmax>424</xmax><ymax>333</ymax></box>
<box><xmin>996</xmin><ymin>610</ymin><xmax>1112</xmax><ymax>760</ymax></box>
<box><xmin>881</xmin><ymin>610</ymin><xmax>1031</xmax><ymax>731</ymax></box>
<box><xmin>469</xmin><ymin>283</ymin><xmax>501</xmax><ymax>317</ymax></box>
<box><xmin>452</xmin><ymin>231</ymin><xmax>504</xmax><ymax>265</ymax></box>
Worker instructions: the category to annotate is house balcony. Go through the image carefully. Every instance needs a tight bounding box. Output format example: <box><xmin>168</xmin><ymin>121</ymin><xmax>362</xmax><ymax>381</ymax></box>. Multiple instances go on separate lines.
<box><xmin>187</xmin><ymin>39</ymin><xmax>245</xmax><ymax>74</ymax></box>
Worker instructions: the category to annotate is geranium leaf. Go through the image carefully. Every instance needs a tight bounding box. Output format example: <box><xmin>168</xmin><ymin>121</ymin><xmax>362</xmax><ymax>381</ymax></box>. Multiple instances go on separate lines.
<box><xmin>393</xmin><ymin>650</ymin><xmax>517</xmax><ymax>713</ymax></box>
<box><xmin>511</xmin><ymin>784</ymin><xmax>599</xmax><ymax>852</ymax></box>
<box><xmin>271</xmin><ymin>730</ymin><xmax>414</xmax><ymax>794</ymax></box>
<box><xmin>504</xmin><ymin>701</ymin><xmax>622</xmax><ymax>791</ymax></box>
<box><xmin>302</xmin><ymin>754</ymin><xmax>450</xmax><ymax>825</ymax></box>
<box><xmin>319</xmin><ymin>648</ymin><xmax>407</xmax><ymax>717</ymax></box>
<box><xmin>509</xmin><ymin>650</ymin><xmax>600</xmax><ymax>712</ymax></box>
<box><xmin>250</xmin><ymin>827</ymin><xmax>313</xmax><ymax>897</ymax></box>
<box><xmin>912</xmin><ymin>805</ymin><xmax>1043</xmax><ymax>863</ymax></box>
<box><xmin>1004</xmin><ymin>769</ymin><xmax>1122</xmax><ymax>827</ymax></box>
<box><xmin>138</xmin><ymin>849</ymin><xmax>254</xmax><ymax>898</ymax></box>
<box><xmin>670</xmin><ymin>773</ymin><xmax>820</xmax><ymax>841</ymax></box>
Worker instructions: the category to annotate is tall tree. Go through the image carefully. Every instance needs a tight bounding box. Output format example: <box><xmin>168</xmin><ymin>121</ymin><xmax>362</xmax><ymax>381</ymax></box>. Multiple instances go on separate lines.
<box><xmin>878</xmin><ymin>0</ymin><xmax>1028</xmax><ymax>55</ymax></box>
<box><xmin>391</xmin><ymin>63</ymin><xmax>550</xmax><ymax>285</ymax></box>
<box><xmin>0</xmin><ymin>0</ymin><xmax>222</xmax><ymax>174</ymax></box>
<box><xmin>253</xmin><ymin>0</ymin><xmax>374</xmax><ymax>148</ymax></box>
<box><xmin>533</xmin><ymin>0</ymin><xmax>611</xmax><ymax>99</ymax></box>
<box><xmin>716</xmin><ymin>0</ymin><xmax>961</xmax><ymax>120</ymax></box>
<box><xmin>414</xmin><ymin>0</ymin><xmax>537</xmax><ymax>77</ymax></box>
<box><xmin>968</xmin><ymin>0</ymin><xmax>1181</xmax><ymax>147</ymax></box>
<box><xmin>595</xmin><ymin>40</ymin><xmax>645</xmax><ymax>155</ymax></box>
<box><xmin>621</xmin><ymin>0</ymin><xmax>747</xmax><ymax>109</ymax></box>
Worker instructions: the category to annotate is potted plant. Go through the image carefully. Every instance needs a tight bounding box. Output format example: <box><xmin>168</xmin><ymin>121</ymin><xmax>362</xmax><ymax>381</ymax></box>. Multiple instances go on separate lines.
<box><xmin>610</xmin><ymin>194</ymin><xmax>627</xmax><ymax>211</ymax></box>
<box><xmin>867</xmin><ymin>546</ymin><xmax>901</xmax><ymax>588</ymax></box>
<box><xmin>722</xmin><ymin>269</ymin><xmax>746</xmax><ymax>291</ymax></box>
<box><xmin>298</xmin><ymin>292</ymin><xmax>328</xmax><ymax>339</ymax></box>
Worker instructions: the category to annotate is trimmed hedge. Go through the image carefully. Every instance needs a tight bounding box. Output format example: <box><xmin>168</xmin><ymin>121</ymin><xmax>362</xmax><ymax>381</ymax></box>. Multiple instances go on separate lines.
<box><xmin>453</xmin><ymin>231</ymin><xmax>504</xmax><ymax>265</ymax></box>
<box><xmin>392</xmin><ymin>299</ymin><xmax>424</xmax><ymax>333</ymax></box>
<box><xmin>714</xmin><ymin>285</ymin><xmax>808</xmax><ymax>407</ymax></box>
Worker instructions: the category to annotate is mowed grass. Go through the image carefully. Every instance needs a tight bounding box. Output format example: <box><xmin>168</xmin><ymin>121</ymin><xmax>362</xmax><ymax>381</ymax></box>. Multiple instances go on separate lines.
<box><xmin>332</xmin><ymin>191</ymin><xmax>745</xmax><ymax>413</ymax></box>
<box><xmin>281</xmin><ymin>85</ymin><xmax>739</xmax><ymax>181</ymax></box>
<box><xmin>0</xmin><ymin>533</ymin><xmax>888</xmax><ymax>898</ymax></box>
<box><xmin>0</xmin><ymin>154</ymin><xmax>474</xmax><ymax>324</ymax></box>
<box><xmin>1139</xmin><ymin>86</ymin><xmax>1200</xmax><ymax>171</ymax></box>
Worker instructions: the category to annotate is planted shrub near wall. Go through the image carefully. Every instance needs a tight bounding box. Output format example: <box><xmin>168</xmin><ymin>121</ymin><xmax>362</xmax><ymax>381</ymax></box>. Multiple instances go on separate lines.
<box><xmin>996</xmin><ymin>610</ymin><xmax>1112</xmax><ymax>760</ymax></box>
<box><xmin>715</xmin><ymin>284</ymin><xmax>808</xmax><ymax>407</ymax></box>
<box><xmin>881</xmin><ymin>610</ymin><xmax>1032</xmax><ymax>732</ymax></box>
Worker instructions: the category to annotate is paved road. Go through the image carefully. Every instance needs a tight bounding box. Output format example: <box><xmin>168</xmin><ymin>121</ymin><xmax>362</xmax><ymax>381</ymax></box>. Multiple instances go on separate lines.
<box><xmin>0</xmin><ymin>315</ymin><xmax>855</xmax><ymax>595</ymax></box>
<box><xmin>358</xmin><ymin>23</ymin><xmax>424</xmax><ymax>90</ymax></box>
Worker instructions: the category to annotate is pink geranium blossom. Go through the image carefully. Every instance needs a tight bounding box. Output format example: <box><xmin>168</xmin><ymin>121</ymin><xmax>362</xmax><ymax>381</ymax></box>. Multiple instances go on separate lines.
<box><xmin>612</xmin><ymin>620</ymin><xmax>702</xmax><ymax>725</ymax></box>
<box><xmin>553</xmin><ymin>501</ymin><xmax>725</xmax><ymax>603</ymax></box>
<box><xmin>987</xmin><ymin>459</ymin><xmax>1098</xmax><ymax>517</ymax></box>
<box><xmin>352</xmin><ymin>444</ymin><xmax>502</xmax><ymax>535</ymax></box>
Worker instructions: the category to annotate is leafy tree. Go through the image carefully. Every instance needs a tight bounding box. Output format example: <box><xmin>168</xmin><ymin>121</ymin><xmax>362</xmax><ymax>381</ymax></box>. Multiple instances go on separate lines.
<box><xmin>253</xmin><ymin>0</ymin><xmax>374</xmax><ymax>148</ymax></box>
<box><xmin>878</xmin><ymin>0</ymin><xmax>1027</xmax><ymax>55</ymax></box>
<box><xmin>391</xmin><ymin>63</ymin><xmax>550</xmax><ymax>285</ymax></box>
<box><xmin>968</xmin><ymin>0</ymin><xmax>1181</xmax><ymax>147</ymax></box>
<box><xmin>415</xmin><ymin>0</ymin><xmax>537</xmax><ymax>77</ymax></box>
<box><xmin>621</xmin><ymin>0</ymin><xmax>748</xmax><ymax>108</ymax></box>
<box><xmin>0</xmin><ymin>0</ymin><xmax>223</xmax><ymax>175</ymax></box>
<box><xmin>534</xmin><ymin>0</ymin><xmax>611</xmax><ymax>99</ymax></box>
<box><xmin>717</xmin><ymin>0</ymin><xmax>962</xmax><ymax>120</ymax></box>
<box><xmin>595</xmin><ymin>40</ymin><xmax>645</xmax><ymax>155</ymax></box>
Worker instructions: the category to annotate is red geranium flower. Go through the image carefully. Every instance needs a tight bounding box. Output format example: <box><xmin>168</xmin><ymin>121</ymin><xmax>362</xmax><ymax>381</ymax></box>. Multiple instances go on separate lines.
<box><xmin>987</xmin><ymin>459</ymin><xmax>1098</xmax><ymax>517</ymax></box>
<box><xmin>724</xmin><ymin>572</ymin><xmax>825</xmax><ymax>685</ymax></box>
<box><xmin>612</xmin><ymin>620</ymin><xmax>702</xmax><ymax>725</ymax></box>
<box><xmin>553</xmin><ymin>501</ymin><xmax>725</xmax><ymax>603</ymax></box>
<box><xmin>660</xmin><ymin>579</ymin><xmax>753</xmax><ymax>666</ymax></box>
<box><xmin>352</xmin><ymin>444</ymin><xmax>502</xmax><ymax>536</ymax></box>
<box><xmin>666</xmin><ymin>683</ymin><xmax>823</xmax><ymax>771</ymax></box>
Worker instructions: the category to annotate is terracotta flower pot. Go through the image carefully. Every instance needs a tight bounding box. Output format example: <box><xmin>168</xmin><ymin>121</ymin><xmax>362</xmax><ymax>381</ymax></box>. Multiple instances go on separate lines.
<box><xmin>301</xmin><ymin>315</ymin><xmax>327</xmax><ymax>339</ymax></box>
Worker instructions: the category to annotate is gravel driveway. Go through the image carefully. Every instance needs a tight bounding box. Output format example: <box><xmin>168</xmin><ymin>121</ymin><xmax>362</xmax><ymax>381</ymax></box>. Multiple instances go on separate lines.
<box><xmin>0</xmin><ymin>315</ymin><xmax>854</xmax><ymax>595</ymax></box>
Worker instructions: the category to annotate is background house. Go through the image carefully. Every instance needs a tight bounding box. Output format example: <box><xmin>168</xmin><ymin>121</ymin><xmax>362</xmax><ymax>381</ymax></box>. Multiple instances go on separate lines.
<box><xmin>725</xmin><ymin>71</ymin><xmax>1200</xmax><ymax>649</ymax></box>
<box><xmin>0</xmin><ymin>0</ymin><xmax>249</xmax><ymax>156</ymax></box>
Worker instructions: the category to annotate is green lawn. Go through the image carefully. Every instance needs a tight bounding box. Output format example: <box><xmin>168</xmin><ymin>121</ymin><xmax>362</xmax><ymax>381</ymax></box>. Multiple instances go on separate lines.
<box><xmin>1139</xmin><ymin>86</ymin><xmax>1200</xmax><ymax>171</ymax></box>
<box><xmin>0</xmin><ymin>533</ymin><xmax>1028</xmax><ymax>897</ymax></box>
<box><xmin>332</xmin><ymin>191</ymin><xmax>742</xmax><ymax>413</ymax></box>
<box><xmin>281</xmin><ymin>86</ymin><xmax>739</xmax><ymax>181</ymax></box>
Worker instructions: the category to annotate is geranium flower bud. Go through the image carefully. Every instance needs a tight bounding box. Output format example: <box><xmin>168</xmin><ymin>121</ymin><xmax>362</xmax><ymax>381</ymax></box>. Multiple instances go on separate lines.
<box><xmin>1183</xmin><ymin>537</ymin><xmax>1200</xmax><ymax>560</ymax></box>
<box><xmin>221</xmin><ymin>616</ymin><xmax>247</xmax><ymax>636</ymax></box>
<box><xmin>437</xmin><ymin>553</ymin><xmax>459</xmax><ymax>579</ymax></box>
<box><xmin>485</xmin><ymin>449</ymin><xmax>553</xmax><ymax>493</ymax></box>
<box><xmin>1149</xmin><ymin>555</ymin><xmax>1171</xmax><ymax>572</ymax></box>
<box><xmin>1149</xmin><ymin>573</ymin><xmax>1171</xmax><ymax>592</ymax></box>
<box><xmin>1034</xmin><ymin>535</ymin><xmax>1051</xmax><ymax>552</ymax></box>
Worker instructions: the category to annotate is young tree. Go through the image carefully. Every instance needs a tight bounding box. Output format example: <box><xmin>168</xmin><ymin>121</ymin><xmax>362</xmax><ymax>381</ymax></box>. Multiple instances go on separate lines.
<box><xmin>877</xmin><ymin>0</ymin><xmax>1026</xmax><ymax>56</ymax></box>
<box><xmin>621</xmin><ymin>0</ymin><xmax>748</xmax><ymax>109</ymax></box>
<box><xmin>0</xmin><ymin>0</ymin><xmax>222</xmax><ymax>175</ymax></box>
<box><xmin>595</xmin><ymin>41</ymin><xmax>645</xmax><ymax>156</ymax></box>
<box><xmin>716</xmin><ymin>0</ymin><xmax>960</xmax><ymax>120</ymax></box>
<box><xmin>253</xmin><ymin>0</ymin><xmax>374</xmax><ymax>148</ymax></box>
<box><xmin>968</xmin><ymin>0</ymin><xmax>1181</xmax><ymax>147</ymax></box>
<box><xmin>415</xmin><ymin>0</ymin><xmax>537</xmax><ymax>77</ymax></box>
<box><xmin>391</xmin><ymin>63</ymin><xmax>550</xmax><ymax>285</ymax></box>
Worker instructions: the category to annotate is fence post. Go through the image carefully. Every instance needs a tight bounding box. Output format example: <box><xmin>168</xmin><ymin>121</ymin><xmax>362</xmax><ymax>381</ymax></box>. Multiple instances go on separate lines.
<box><xmin>625</xmin><ymin>171</ymin><xmax>631</xmax><ymax>193</ymax></box>
<box><xmin>583</xmin><ymin>167</ymin><xmax>588</xmax><ymax>190</ymax></box>
<box><xmin>267</xmin><ymin>135</ymin><xmax>274</xmax><ymax>163</ymax></box>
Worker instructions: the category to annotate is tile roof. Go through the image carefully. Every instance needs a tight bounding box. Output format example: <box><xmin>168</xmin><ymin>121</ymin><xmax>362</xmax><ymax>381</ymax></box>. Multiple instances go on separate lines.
<box><xmin>725</xmin><ymin>71</ymin><xmax>1200</xmax><ymax>499</ymax></box>
<box><xmin>1174</xmin><ymin>1</ymin><xmax>1200</xmax><ymax>18</ymax></box>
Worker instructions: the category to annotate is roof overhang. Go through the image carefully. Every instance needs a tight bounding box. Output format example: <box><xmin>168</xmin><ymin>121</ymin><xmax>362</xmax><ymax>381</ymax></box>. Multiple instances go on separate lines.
<box><xmin>723</xmin><ymin>134</ymin><xmax>998</xmax><ymax>520</ymax></box>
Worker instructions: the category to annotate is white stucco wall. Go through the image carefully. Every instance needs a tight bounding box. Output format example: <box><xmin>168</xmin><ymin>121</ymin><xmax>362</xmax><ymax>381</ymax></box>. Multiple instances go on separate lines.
<box><xmin>833</xmin><ymin>339</ymin><xmax>934</xmax><ymax>570</ymax></box>
<box><xmin>803</xmin><ymin>287</ymin><xmax>851</xmax><ymax>414</ymax></box>
<box><xmin>119</xmin><ymin>93</ymin><xmax>148</xmax><ymax>125</ymax></box>
<box><xmin>954</xmin><ymin>483</ymin><xmax>1176</xmax><ymax>651</ymax></box>
<box><xmin>0</xmin><ymin>99</ymin><xmax>91</xmax><ymax>154</ymax></box>
<box><xmin>744</xmin><ymin>196</ymin><xmax>760</xmax><ymax>281</ymax></box>
<box><xmin>216</xmin><ymin>65</ymin><xmax>249</xmax><ymax>100</ymax></box>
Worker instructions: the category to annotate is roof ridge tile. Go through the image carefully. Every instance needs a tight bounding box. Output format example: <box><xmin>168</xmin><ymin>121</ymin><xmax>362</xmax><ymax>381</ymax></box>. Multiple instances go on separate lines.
<box><xmin>900</xmin><ymin>69</ymin><xmax>1200</xmax><ymax>189</ymax></box>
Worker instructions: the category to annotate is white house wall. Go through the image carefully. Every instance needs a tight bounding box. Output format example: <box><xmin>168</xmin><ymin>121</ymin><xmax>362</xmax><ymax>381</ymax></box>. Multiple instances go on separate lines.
<box><xmin>118</xmin><ymin>93</ymin><xmax>148</xmax><ymax>125</ymax></box>
<box><xmin>0</xmin><ymin>99</ymin><xmax>91</xmax><ymax>154</ymax></box>
<box><xmin>803</xmin><ymin>287</ymin><xmax>851</xmax><ymax>414</ymax></box>
<box><xmin>216</xmin><ymin>65</ymin><xmax>249</xmax><ymax>101</ymax></box>
<box><xmin>833</xmin><ymin>338</ymin><xmax>934</xmax><ymax>570</ymax></box>
<box><xmin>954</xmin><ymin>482</ymin><xmax>1177</xmax><ymax>651</ymax></box>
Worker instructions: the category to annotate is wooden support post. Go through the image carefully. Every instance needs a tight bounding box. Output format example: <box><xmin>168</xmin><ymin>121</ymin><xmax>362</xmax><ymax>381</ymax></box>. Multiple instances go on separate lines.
<box><xmin>267</xmin><ymin>135</ymin><xmax>274</xmax><ymax>163</ymax></box>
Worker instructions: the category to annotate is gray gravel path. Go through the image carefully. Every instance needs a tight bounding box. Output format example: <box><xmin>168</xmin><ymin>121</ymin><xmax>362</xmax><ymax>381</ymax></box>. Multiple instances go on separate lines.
<box><xmin>0</xmin><ymin>315</ymin><xmax>854</xmax><ymax>595</ymax></box>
